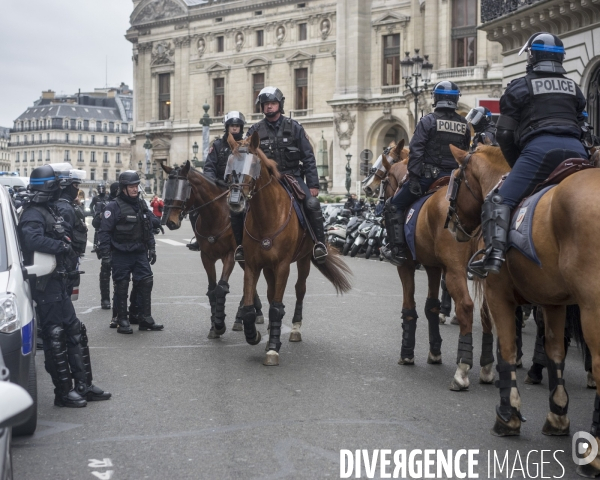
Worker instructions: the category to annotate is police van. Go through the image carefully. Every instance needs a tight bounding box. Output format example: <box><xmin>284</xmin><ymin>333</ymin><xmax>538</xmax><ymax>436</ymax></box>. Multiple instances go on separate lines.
<box><xmin>0</xmin><ymin>174</ymin><xmax>29</xmax><ymax>192</ymax></box>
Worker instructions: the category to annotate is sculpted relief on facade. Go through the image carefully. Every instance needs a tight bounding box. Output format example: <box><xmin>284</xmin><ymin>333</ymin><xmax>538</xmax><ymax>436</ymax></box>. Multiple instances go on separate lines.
<box><xmin>133</xmin><ymin>0</ymin><xmax>186</xmax><ymax>25</ymax></box>
<box><xmin>334</xmin><ymin>108</ymin><xmax>356</xmax><ymax>150</ymax></box>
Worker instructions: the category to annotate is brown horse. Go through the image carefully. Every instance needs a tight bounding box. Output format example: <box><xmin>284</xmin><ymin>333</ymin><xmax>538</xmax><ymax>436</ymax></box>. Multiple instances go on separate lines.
<box><xmin>363</xmin><ymin>142</ymin><xmax>495</xmax><ymax>390</ymax></box>
<box><xmin>447</xmin><ymin>144</ymin><xmax>600</xmax><ymax>475</ymax></box>
<box><xmin>226</xmin><ymin>132</ymin><xmax>352</xmax><ymax>366</ymax></box>
<box><xmin>160</xmin><ymin>160</ymin><xmax>263</xmax><ymax>339</ymax></box>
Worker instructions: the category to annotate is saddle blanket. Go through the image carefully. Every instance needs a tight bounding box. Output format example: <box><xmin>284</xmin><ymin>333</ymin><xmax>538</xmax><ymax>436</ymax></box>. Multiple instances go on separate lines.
<box><xmin>507</xmin><ymin>185</ymin><xmax>555</xmax><ymax>266</ymax></box>
<box><xmin>404</xmin><ymin>193</ymin><xmax>435</xmax><ymax>261</ymax></box>
<box><xmin>279</xmin><ymin>180</ymin><xmax>307</xmax><ymax>230</ymax></box>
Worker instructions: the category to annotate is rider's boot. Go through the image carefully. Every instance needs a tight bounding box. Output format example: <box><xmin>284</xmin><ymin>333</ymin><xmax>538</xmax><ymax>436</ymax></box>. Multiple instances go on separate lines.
<box><xmin>304</xmin><ymin>196</ymin><xmax>328</xmax><ymax>264</ymax></box>
<box><xmin>137</xmin><ymin>277</ymin><xmax>164</xmax><ymax>331</ymax></box>
<box><xmin>469</xmin><ymin>193</ymin><xmax>510</xmax><ymax>277</ymax></box>
<box><xmin>186</xmin><ymin>236</ymin><xmax>200</xmax><ymax>251</ymax></box>
<box><xmin>231</xmin><ymin>211</ymin><xmax>245</xmax><ymax>262</ymax></box>
<box><xmin>99</xmin><ymin>260</ymin><xmax>111</xmax><ymax>310</ymax></box>
<box><xmin>114</xmin><ymin>279</ymin><xmax>133</xmax><ymax>334</ymax></box>
<box><xmin>381</xmin><ymin>202</ymin><xmax>407</xmax><ymax>266</ymax></box>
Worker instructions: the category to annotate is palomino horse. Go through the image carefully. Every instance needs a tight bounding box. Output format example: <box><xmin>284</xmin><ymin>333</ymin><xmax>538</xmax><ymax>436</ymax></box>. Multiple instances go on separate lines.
<box><xmin>363</xmin><ymin>142</ymin><xmax>495</xmax><ymax>390</ymax></box>
<box><xmin>447</xmin><ymin>145</ymin><xmax>600</xmax><ymax>476</ymax></box>
<box><xmin>226</xmin><ymin>132</ymin><xmax>352</xmax><ymax>366</ymax></box>
<box><xmin>160</xmin><ymin>160</ymin><xmax>263</xmax><ymax>338</ymax></box>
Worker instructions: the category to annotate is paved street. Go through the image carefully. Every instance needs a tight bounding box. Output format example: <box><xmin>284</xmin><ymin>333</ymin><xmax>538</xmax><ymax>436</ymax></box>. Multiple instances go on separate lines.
<box><xmin>12</xmin><ymin>220</ymin><xmax>593</xmax><ymax>479</ymax></box>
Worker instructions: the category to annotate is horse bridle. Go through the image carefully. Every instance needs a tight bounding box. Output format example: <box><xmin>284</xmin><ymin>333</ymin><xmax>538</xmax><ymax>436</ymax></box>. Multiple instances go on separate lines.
<box><xmin>444</xmin><ymin>152</ymin><xmax>482</xmax><ymax>238</ymax></box>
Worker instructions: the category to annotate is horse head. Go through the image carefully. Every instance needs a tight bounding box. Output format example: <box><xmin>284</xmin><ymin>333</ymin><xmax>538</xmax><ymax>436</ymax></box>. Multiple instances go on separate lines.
<box><xmin>225</xmin><ymin>131</ymin><xmax>279</xmax><ymax>213</ymax></box>
<box><xmin>362</xmin><ymin>140</ymin><xmax>407</xmax><ymax>198</ymax></box>
<box><xmin>159</xmin><ymin>160</ymin><xmax>191</xmax><ymax>230</ymax></box>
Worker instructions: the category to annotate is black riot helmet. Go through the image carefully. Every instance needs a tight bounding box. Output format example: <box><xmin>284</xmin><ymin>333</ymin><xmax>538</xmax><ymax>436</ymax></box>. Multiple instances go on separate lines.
<box><xmin>432</xmin><ymin>81</ymin><xmax>461</xmax><ymax>109</ymax></box>
<box><xmin>119</xmin><ymin>170</ymin><xmax>141</xmax><ymax>187</ymax></box>
<box><xmin>519</xmin><ymin>32</ymin><xmax>566</xmax><ymax>74</ymax></box>
<box><xmin>109</xmin><ymin>182</ymin><xmax>119</xmax><ymax>199</ymax></box>
<box><xmin>98</xmin><ymin>183</ymin><xmax>107</xmax><ymax>195</ymax></box>
<box><xmin>223</xmin><ymin>111</ymin><xmax>246</xmax><ymax>139</ymax></box>
<box><xmin>466</xmin><ymin>107</ymin><xmax>492</xmax><ymax>130</ymax></box>
<box><xmin>256</xmin><ymin>86</ymin><xmax>285</xmax><ymax>116</ymax></box>
<box><xmin>28</xmin><ymin>165</ymin><xmax>60</xmax><ymax>203</ymax></box>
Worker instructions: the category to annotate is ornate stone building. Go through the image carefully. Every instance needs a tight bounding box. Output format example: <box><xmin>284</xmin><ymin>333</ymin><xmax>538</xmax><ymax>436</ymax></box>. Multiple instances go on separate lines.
<box><xmin>480</xmin><ymin>0</ymin><xmax>600</xmax><ymax>137</ymax></box>
<box><xmin>127</xmin><ymin>0</ymin><xmax>502</xmax><ymax>193</ymax></box>
<box><xmin>8</xmin><ymin>86</ymin><xmax>133</xmax><ymax>185</ymax></box>
<box><xmin>0</xmin><ymin>128</ymin><xmax>10</xmax><ymax>172</ymax></box>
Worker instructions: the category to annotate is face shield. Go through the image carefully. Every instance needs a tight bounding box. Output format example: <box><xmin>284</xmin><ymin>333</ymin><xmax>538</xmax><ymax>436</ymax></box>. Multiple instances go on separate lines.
<box><xmin>225</xmin><ymin>151</ymin><xmax>261</xmax><ymax>183</ymax></box>
<box><xmin>162</xmin><ymin>177</ymin><xmax>191</xmax><ymax>205</ymax></box>
<box><xmin>465</xmin><ymin>109</ymin><xmax>484</xmax><ymax>126</ymax></box>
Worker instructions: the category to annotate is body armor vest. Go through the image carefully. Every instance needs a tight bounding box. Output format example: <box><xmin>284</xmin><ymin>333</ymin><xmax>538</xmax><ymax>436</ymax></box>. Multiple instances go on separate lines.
<box><xmin>515</xmin><ymin>73</ymin><xmax>580</xmax><ymax>147</ymax></box>
<box><xmin>425</xmin><ymin>111</ymin><xmax>469</xmax><ymax>165</ymax></box>
<box><xmin>214</xmin><ymin>138</ymin><xmax>232</xmax><ymax>180</ymax></box>
<box><xmin>257</xmin><ymin>118</ymin><xmax>302</xmax><ymax>172</ymax></box>
<box><xmin>57</xmin><ymin>198</ymin><xmax>88</xmax><ymax>254</ymax></box>
<box><xmin>113</xmin><ymin>198</ymin><xmax>147</xmax><ymax>244</ymax></box>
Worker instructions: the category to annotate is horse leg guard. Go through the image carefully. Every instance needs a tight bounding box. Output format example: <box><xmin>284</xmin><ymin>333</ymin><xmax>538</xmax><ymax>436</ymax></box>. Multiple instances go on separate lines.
<box><xmin>241</xmin><ymin>305</ymin><xmax>261</xmax><ymax>346</ymax></box>
<box><xmin>439</xmin><ymin>276</ymin><xmax>451</xmax><ymax>321</ymax></box>
<box><xmin>492</xmin><ymin>350</ymin><xmax>525</xmax><ymax>437</ymax></box>
<box><xmin>425</xmin><ymin>298</ymin><xmax>443</xmax><ymax>364</ymax></box>
<box><xmin>99</xmin><ymin>262</ymin><xmax>111</xmax><ymax>309</ymax></box>
<box><xmin>138</xmin><ymin>277</ymin><xmax>164</xmax><ymax>331</ymax></box>
<box><xmin>114</xmin><ymin>279</ymin><xmax>132</xmax><ymax>334</ymax></box>
<box><xmin>585</xmin><ymin>346</ymin><xmax>596</xmax><ymax>389</ymax></box>
<box><xmin>542</xmin><ymin>360</ymin><xmax>570</xmax><ymax>436</ymax></box>
<box><xmin>525</xmin><ymin>335</ymin><xmax>547</xmax><ymax>384</ymax></box>
<box><xmin>233</xmin><ymin>297</ymin><xmax>244</xmax><ymax>331</ymax></box>
<box><xmin>515</xmin><ymin>309</ymin><xmax>523</xmax><ymax>368</ymax></box>
<box><xmin>577</xmin><ymin>395</ymin><xmax>600</xmax><ymax>478</ymax></box>
<box><xmin>211</xmin><ymin>280</ymin><xmax>229</xmax><ymax>336</ymax></box>
<box><xmin>72</xmin><ymin>323</ymin><xmax>111</xmax><ymax>402</ymax></box>
<box><xmin>265</xmin><ymin>303</ymin><xmax>285</xmax><ymax>367</ymax></box>
<box><xmin>398</xmin><ymin>308</ymin><xmax>417</xmax><ymax>365</ymax></box>
<box><xmin>479</xmin><ymin>333</ymin><xmax>495</xmax><ymax>384</ymax></box>
<box><xmin>289</xmin><ymin>302</ymin><xmax>303</xmax><ymax>343</ymax></box>
<box><xmin>206</xmin><ymin>285</ymin><xmax>219</xmax><ymax>338</ymax></box>
<box><xmin>450</xmin><ymin>333</ymin><xmax>473</xmax><ymax>391</ymax></box>
<box><xmin>254</xmin><ymin>293</ymin><xmax>264</xmax><ymax>324</ymax></box>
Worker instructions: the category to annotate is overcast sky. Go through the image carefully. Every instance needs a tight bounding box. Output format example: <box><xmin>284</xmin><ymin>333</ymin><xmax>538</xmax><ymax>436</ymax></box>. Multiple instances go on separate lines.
<box><xmin>0</xmin><ymin>0</ymin><xmax>134</xmax><ymax>127</ymax></box>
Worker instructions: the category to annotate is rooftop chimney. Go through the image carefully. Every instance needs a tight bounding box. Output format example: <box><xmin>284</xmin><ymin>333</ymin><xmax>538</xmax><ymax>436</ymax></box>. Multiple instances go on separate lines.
<box><xmin>42</xmin><ymin>90</ymin><xmax>55</xmax><ymax>100</ymax></box>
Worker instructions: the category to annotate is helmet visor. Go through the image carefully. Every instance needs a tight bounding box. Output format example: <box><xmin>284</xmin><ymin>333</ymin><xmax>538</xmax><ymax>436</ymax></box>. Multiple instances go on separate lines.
<box><xmin>465</xmin><ymin>109</ymin><xmax>484</xmax><ymax>126</ymax></box>
<box><xmin>162</xmin><ymin>178</ymin><xmax>191</xmax><ymax>204</ymax></box>
<box><xmin>225</xmin><ymin>152</ymin><xmax>261</xmax><ymax>180</ymax></box>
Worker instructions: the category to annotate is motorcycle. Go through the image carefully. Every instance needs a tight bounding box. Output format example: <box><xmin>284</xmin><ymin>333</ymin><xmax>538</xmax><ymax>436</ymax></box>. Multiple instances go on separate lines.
<box><xmin>342</xmin><ymin>215</ymin><xmax>361</xmax><ymax>256</ymax></box>
<box><xmin>350</xmin><ymin>214</ymin><xmax>377</xmax><ymax>257</ymax></box>
<box><xmin>365</xmin><ymin>217</ymin><xmax>385</xmax><ymax>259</ymax></box>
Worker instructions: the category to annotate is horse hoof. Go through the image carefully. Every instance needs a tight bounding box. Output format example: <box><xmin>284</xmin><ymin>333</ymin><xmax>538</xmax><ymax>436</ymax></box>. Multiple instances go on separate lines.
<box><xmin>263</xmin><ymin>350</ymin><xmax>279</xmax><ymax>366</ymax></box>
<box><xmin>450</xmin><ymin>316</ymin><xmax>459</xmax><ymax>325</ymax></box>
<box><xmin>232</xmin><ymin>322</ymin><xmax>243</xmax><ymax>332</ymax></box>
<box><xmin>449</xmin><ymin>378</ymin><xmax>470</xmax><ymax>391</ymax></box>
<box><xmin>577</xmin><ymin>463</ymin><xmax>600</xmax><ymax>478</ymax></box>
<box><xmin>207</xmin><ymin>330</ymin><xmax>220</xmax><ymax>339</ymax></box>
<box><xmin>588</xmin><ymin>372</ymin><xmax>597</xmax><ymax>389</ymax></box>
<box><xmin>289</xmin><ymin>322</ymin><xmax>302</xmax><ymax>342</ymax></box>
<box><xmin>246</xmin><ymin>331</ymin><xmax>262</xmax><ymax>346</ymax></box>
<box><xmin>542</xmin><ymin>417</ymin><xmax>570</xmax><ymax>436</ymax></box>
<box><xmin>256</xmin><ymin>314</ymin><xmax>264</xmax><ymax>325</ymax></box>
<box><xmin>479</xmin><ymin>363</ymin><xmax>495</xmax><ymax>384</ymax></box>
<box><xmin>449</xmin><ymin>363</ymin><xmax>470</xmax><ymax>391</ymax></box>
<box><xmin>490</xmin><ymin>415</ymin><xmax>521</xmax><ymax>437</ymax></box>
<box><xmin>439</xmin><ymin>314</ymin><xmax>446</xmax><ymax>324</ymax></box>
<box><xmin>427</xmin><ymin>352</ymin><xmax>442</xmax><ymax>364</ymax></box>
<box><xmin>398</xmin><ymin>357</ymin><xmax>414</xmax><ymax>365</ymax></box>
<box><xmin>524</xmin><ymin>375</ymin><xmax>542</xmax><ymax>385</ymax></box>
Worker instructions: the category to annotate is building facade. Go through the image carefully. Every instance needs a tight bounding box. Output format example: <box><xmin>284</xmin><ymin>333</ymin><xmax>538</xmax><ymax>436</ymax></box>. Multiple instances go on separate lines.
<box><xmin>127</xmin><ymin>0</ymin><xmax>503</xmax><ymax>193</ymax></box>
<box><xmin>0</xmin><ymin>128</ymin><xmax>9</xmax><ymax>172</ymax></box>
<box><xmin>8</xmin><ymin>85</ymin><xmax>134</xmax><ymax>186</ymax></box>
<box><xmin>480</xmin><ymin>0</ymin><xmax>600</xmax><ymax>136</ymax></box>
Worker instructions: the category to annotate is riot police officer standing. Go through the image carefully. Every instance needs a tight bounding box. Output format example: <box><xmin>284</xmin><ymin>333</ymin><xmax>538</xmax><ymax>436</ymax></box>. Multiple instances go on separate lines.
<box><xmin>381</xmin><ymin>81</ymin><xmax>470</xmax><ymax>265</ymax></box>
<box><xmin>469</xmin><ymin>32</ymin><xmax>588</xmax><ymax>276</ymax></box>
<box><xmin>243</xmin><ymin>86</ymin><xmax>327</xmax><ymax>263</ymax></box>
<box><xmin>466</xmin><ymin>106</ymin><xmax>498</xmax><ymax>150</ymax></box>
<box><xmin>98</xmin><ymin>171</ymin><xmax>163</xmax><ymax>334</ymax></box>
<box><xmin>90</xmin><ymin>183</ymin><xmax>108</xmax><ymax>252</ymax></box>
<box><xmin>19</xmin><ymin>165</ymin><xmax>111</xmax><ymax>407</ymax></box>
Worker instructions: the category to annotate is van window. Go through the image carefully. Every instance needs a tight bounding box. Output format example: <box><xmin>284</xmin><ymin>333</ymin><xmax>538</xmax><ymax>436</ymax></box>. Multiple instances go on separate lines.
<box><xmin>0</xmin><ymin>214</ymin><xmax>9</xmax><ymax>272</ymax></box>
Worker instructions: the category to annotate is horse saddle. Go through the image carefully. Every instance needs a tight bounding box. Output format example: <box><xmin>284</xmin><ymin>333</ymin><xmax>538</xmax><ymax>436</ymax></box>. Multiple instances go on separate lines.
<box><xmin>279</xmin><ymin>176</ymin><xmax>307</xmax><ymax>230</ymax></box>
<box><xmin>426</xmin><ymin>175</ymin><xmax>450</xmax><ymax>195</ymax></box>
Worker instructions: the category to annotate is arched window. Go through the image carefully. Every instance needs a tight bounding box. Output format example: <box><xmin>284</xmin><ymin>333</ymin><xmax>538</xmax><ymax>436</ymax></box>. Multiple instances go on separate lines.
<box><xmin>588</xmin><ymin>65</ymin><xmax>600</xmax><ymax>137</ymax></box>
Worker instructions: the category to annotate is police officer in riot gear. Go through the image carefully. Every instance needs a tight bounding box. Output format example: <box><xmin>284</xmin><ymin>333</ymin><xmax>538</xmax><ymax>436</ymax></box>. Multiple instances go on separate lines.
<box><xmin>90</xmin><ymin>183</ymin><xmax>108</xmax><ymax>253</ymax></box>
<box><xmin>381</xmin><ymin>81</ymin><xmax>470</xmax><ymax>266</ymax></box>
<box><xmin>243</xmin><ymin>86</ymin><xmax>327</xmax><ymax>263</ymax></box>
<box><xmin>470</xmin><ymin>32</ymin><xmax>588</xmax><ymax>276</ymax></box>
<box><xmin>466</xmin><ymin>106</ymin><xmax>498</xmax><ymax>149</ymax></box>
<box><xmin>186</xmin><ymin>111</ymin><xmax>245</xmax><ymax>252</ymax></box>
<box><xmin>19</xmin><ymin>165</ymin><xmax>111</xmax><ymax>407</ymax></box>
<box><xmin>98</xmin><ymin>171</ymin><xmax>163</xmax><ymax>334</ymax></box>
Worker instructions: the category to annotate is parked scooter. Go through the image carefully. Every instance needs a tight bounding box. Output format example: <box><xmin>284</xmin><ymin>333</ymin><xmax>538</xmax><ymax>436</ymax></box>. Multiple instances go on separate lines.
<box><xmin>365</xmin><ymin>217</ymin><xmax>385</xmax><ymax>259</ymax></box>
<box><xmin>350</xmin><ymin>214</ymin><xmax>377</xmax><ymax>257</ymax></box>
<box><xmin>342</xmin><ymin>215</ymin><xmax>361</xmax><ymax>256</ymax></box>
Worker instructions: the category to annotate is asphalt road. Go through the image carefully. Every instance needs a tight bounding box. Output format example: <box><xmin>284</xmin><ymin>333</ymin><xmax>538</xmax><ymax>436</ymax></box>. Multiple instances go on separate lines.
<box><xmin>12</xmin><ymin>220</ymin><xmax>594</xmax><ymax>480</ymax></box>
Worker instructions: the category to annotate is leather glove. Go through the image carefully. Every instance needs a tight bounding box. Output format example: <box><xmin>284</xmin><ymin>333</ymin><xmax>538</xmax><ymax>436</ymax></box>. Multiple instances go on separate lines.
<box><xmin>408</xmin><ymin>177</ymin><xmax>422</xmax><ymax>196</ymax></box>
<box><xmin>216</xmin><ymin>179</ymin><xmax>229</xmax><ymax>188</ymax></box>
<box><xmin>60</xmin><ymin>242</ymin><xmax>76</xmax><ymax>258</ymax></box>
<box><xmin>148</xmin><ymin>249</ymin><xmax>157</xmax><ymax>265</ymax></box>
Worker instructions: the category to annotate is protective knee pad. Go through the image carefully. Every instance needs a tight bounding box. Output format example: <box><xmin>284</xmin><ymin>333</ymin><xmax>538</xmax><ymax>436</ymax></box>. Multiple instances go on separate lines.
<box><xmin>495</xmin><ymin>347</ymin><xmax>524</xmax><ymax>423</ymax></box>
<box><xmin>267</xmin><ymin>302</ymin><xmax>285</xmax><ymax>352</ymax></box>
<box><xmin>425</xmin><ymin>298</ymin><xmax>442</xmax><ymax>356</ymax></box>
<box><xmin>400</xmin><ymin>308</ymin><xmax>418</xmax><ymax>359</ymax></box>
<box><xmin>547</xmin><ymin>360</ymin><xmax>569</xmax><ymax>416</ymax></box>
<box><xmin>480</xmin><ymin>333</ymin><xmax>494</xmax><ymax>366</ymax></box>
<box><xmin>305</xmin><ymin>196</ymin><xmax>320</xmax><ymax>212</ymax></box>
<box><xmin>457</xmin><ymin>333</ymin><xmax>473</xmax><ymax>367</ymax></box>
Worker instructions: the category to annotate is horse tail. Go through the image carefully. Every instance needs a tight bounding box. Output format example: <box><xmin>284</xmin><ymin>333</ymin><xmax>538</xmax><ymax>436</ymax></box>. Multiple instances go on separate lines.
<box><xmin>567</xmin><ymin>304</ymin><xmax>586</xmax><ymax>358</ymax></box>
<box><xmin>312</xmin><ymin>249</ymin><xmax>353</xmax><ymax>294</ymax></box>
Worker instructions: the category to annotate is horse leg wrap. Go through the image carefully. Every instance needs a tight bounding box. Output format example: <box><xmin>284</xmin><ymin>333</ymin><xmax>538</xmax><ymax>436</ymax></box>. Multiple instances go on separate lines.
<box><xmin>400</xmin><ymin>308</ymin><xmax>418</xmax><ymax>360</ymax></box>
<box><xmin>547</xmin><ymin>360</ymin><xmax>569</xmax><ymax>416</ymax></box>
<box><xmin>591</xmin><ymin>394</ymin><xmax>600</xmax><ymax>438</ymax></box>
<box><xmin>495</xmin><ymin>355</ymin><xmax>525</xmax><ymax>424</ymax></box>
<box><xmin>457</xmin><ymin>333</ymin><xmax>473</xmax><ymax>367</ymax></box>
<box><xmin>267</xmin><ymin>302</ymin><xmax>285</xmax><ymax>352</ymax></box>
<box><xmin>440</xmin><ymin>276</ymin><xmax>451</xmax><ymax>317</ymax></box>
<box><xmin>206</xmin><ymin>284</ymin><xmax>217</xmax><ymax>323</ymax></box>
<box><xmin>254</xmin><ymin>292</ymin><xmax>263</xmax><ymax>315</ymax></box>
<box><xmin>242</xmin><ymin>305</ymin><xmax>261</xmax><ymax>345</ymax></box>
<box><xmin>532</xmin><ymin>334</ymin><xmax>548</xmax><ymax>367</ymax></box>
<box><xmin>480</xmin><ymin>333</ymin><xmax>495</xmax><ymax>366</ymax></box>
<box><xmin>425</xmin><ymin>298</ymin><xmax>442</xmax><ymax>356</ymax></box>
<box><xmin>292</xmin><ymin>302</ymin><xmax>302</xmax><ymax>324</ymax></box>
<box><xmin>212</xmin><ymin>280</ymin><xmax>229</xmax><ymax>333</ymax></box>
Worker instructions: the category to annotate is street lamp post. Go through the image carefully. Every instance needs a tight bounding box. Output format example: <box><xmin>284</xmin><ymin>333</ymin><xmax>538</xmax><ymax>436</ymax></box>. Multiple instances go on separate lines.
<box><xmin>317</xmin><ymin>131</ymin><xmax>329</xmax><ymax>194</ymax></box>
<box><xmin>192</xmin><ymin>141</ymin><xmax>199</xmax><ymax>168</ymax></box>
<box><xmin>142</xmin><ymin>133</ymin><xmax>153</xmax><ymax>193</ymax></box>
<box><xmin>198</xmin><ymin>101</ymin><xmax>212</xmax><ymax>171</ymax></box>
<box><xmin>345</xmin><ymin>152</ymin><xmax>352</xmax><ymax>196</ymax></box>
<box><xmin>400</xmin><ymin>49</ymin><xmax>433</xmax><ymax>125</ymax></box>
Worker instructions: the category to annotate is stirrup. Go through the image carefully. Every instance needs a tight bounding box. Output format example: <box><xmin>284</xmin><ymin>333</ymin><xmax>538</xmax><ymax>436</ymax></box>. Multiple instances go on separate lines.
<box><xmin>186</xmin><ymin>239</ymin><xmax>200</xmax><ymax>251</ymax></box>
<box><xmin>313</xmin><ymin>243</ymin><xmax>328</xmax><ymax>264</ymax></box>
<box><xmin>381</xmin><ymin>245</ymin><xmax>406</xmax><ymax>267</ymax></box>
<box><xmin>467</xmin><ymin>248</ymin><xmax>489</xmax><ymax>279</ymax></box>
<box><xmin>234</xmin><ymin>245</ymin><xmax>245</xmax><ymax>262</ymax></box>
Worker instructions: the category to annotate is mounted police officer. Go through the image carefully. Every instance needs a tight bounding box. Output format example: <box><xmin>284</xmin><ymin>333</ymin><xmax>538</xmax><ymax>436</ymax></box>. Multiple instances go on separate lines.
<box><xmin>53</xmin><ymin>164</ymin><xmax>88</xmax><ymax>296</ymax></box>
<box><xmin>186</xmin><ymin>111</ymin><xmax>245</xmax><ymax>252</ymax></box>
<box><xmin>466</xmin><ymin>106</ymin><xmax>498</xmax><ymax>150</ymax></box>
<box><xmin>470</xmin><ymin>32</ymin><xmax>588</xmax><ymax>276</ymax></box>
<box><xmin>98</xmin><ymin>171</ymin><xmax>163</xmax><ymax>334</ymax></box>
<box><xmin>381</xmin><ymin>81</ymin><xmax>470</xmax><ymax>266</ymax></box>
<box><xmin>242</xmin><ymin>86</ymin><xmax>327</xmax><ymax>263</ymax></box>
<box><xmin>19</xmin><ymin>165</ymin><xmax>111</xmax><ymax>407</ymax></box>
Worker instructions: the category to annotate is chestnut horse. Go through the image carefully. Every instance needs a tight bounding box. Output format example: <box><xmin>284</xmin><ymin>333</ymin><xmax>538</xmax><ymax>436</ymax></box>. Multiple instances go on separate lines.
<box><xmin>227</xmin><ymin>132</ymin><xmax>352</xmax><ymax>366</ymax></box>
<box><xmin>160</xmin><ymin>160</ymin><xmax>263</xmax><ymax>339</ymax></box>
<box><xmin>447</xmin><ymin>145</ymin><xmax>600</xmax><ymax>476</ymax></box>
<box><xmin>363</xmin><ymin>142</ymin><xmax>495</xmax><ymax>390</ymax></box>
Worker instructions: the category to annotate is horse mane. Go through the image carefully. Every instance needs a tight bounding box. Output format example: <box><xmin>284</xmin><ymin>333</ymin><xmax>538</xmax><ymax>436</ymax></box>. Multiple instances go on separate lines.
<box><xmin>255</xmin><ymin>148</ymin><xmax>281</xmax><ymax>180</ymax></box>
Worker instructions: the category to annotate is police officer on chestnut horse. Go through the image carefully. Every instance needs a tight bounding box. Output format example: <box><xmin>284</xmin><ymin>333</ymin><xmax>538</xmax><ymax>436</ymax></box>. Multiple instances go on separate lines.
<box><xmin>237</xmin><ymin>86</ymin><xmax>327</xmax><ymax>264</ymax></box>
<box><xmin>381</xmin><ymin>81</ymin><xmax>470</xmax><ymax>266</ymax></box>
<box><xmin>466</xmin><ymin>106</ymin><xmax>498</xmax><ymax>150</ymax></box>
